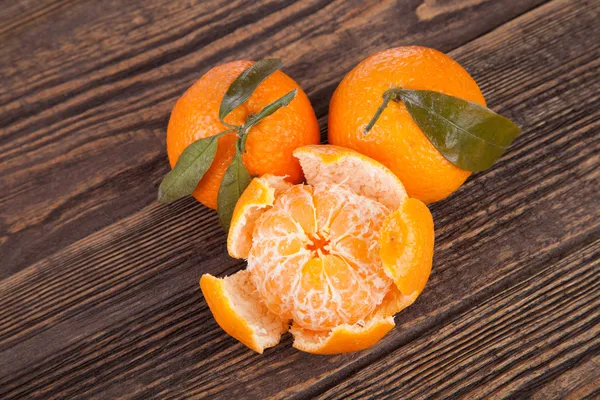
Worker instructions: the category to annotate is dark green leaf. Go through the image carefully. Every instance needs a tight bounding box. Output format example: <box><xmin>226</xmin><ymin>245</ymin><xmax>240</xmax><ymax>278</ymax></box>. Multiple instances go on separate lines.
<box><xmin>219</xmin><ymin>59</ymin><xmax>283</xmax><ymax>122</ymax></box>
<box><xmin>157</xmin><ymin>136</ymin><xmax>218</xmax><ymax>204</ymax></box>
<box><xmin>239</xmin><ymin>89</ymin><xmax>297</xmax><ymax>152</ymax></box>
<box><xmin>394</xmin><ymin>89</ymin><xmax>521</xmax><ymax>172</ymax></box>
<box><xmin>217</xmin><ymin>151</ymin><xmax>252</xmax><ymax>231</ymax></box>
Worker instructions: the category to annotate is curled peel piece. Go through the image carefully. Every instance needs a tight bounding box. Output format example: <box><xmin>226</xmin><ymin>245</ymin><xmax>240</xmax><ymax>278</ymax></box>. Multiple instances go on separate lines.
<box><xmin>227</xmin><ymin>174</ymin><xmax>291</xmax><ymax>259</ymax></box>
<box><xmin>200</xmin><ymin>270</ymin><xmax>288</xmax><ymax>353</ymax></box>
<box><xmin>290</xmin><ymin>318</ymin><xmax>395</xmax><ymax>355</ymax></box>
<box><xmin>375</xmin><ymin>283</ymin><xmax>419</xmax><ymax>317</ymax></box>
<box><xmin>380</xmin><ymin>198</ymin><xmax>435</xmax><ymax>298</ymax></box>
<box><xmin>293</xmin><ymin>145</ymin><xmax>407</xmax><ymax>210</ymax></box>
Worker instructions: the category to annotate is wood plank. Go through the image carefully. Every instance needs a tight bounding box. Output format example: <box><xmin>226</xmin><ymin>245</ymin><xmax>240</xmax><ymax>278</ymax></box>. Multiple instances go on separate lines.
<box><xmin>532</xmin><ymin>356</ymin><xmax>600</xmax><ymax>400</ymax></box>
<box><xmin>0</xmin><ymin>0</ymin><xmax>598</xmax><ymax>398</ymax></box>
<box><xmin>0</xmin><ymin>0</ymin><xmax>547</xmax><ymax>278</ymax></box>
<box><xmin>0</xmin><ymin>0</ymin><xmax>76</xmax><ymax>38</ymax></box>
<box><xmin>316</xmin><ymin>240</ymin><xmax>600</xmax><ymax>399</ymax></box>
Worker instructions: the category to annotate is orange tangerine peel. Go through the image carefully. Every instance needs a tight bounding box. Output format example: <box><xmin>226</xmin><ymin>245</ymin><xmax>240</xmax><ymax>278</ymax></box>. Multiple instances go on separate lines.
<box><xmin>380</xmin><ymin>198</ymin><xmax>434</xmax><ymax>297</ymax></box>
<box><xmin>293</xmin><ymin>144</ymin><xmax>407</xmax><ymax>210</ymax></box>
<box><xmin>200</xmin><ymin>270</ymin><xmax>288</xmax><ymax>353</ymax></box>
<box><xmin>290</xmin><ymin>317</ymin><xmax>395</xmax><ymax>355</ymax></box>
<box><xmin>201</xmin><ymin>145</ymin><xmax>434</xmax><ymax>354</ymax></box>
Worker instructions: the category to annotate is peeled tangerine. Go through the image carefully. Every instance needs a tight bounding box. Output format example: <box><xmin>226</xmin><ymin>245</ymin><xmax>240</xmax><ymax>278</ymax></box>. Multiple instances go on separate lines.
<box><xmin>200</xmin><ymin>145</ymin><xmax>434</xmax><ymax>354</ymax></box>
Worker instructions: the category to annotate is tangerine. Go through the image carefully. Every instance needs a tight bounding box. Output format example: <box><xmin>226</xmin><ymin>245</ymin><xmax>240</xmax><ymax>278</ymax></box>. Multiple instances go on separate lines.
<box><xmin>167</xmin><ymin>60</ymin><xmax>320</xmax><ymax>209</ymax></box>
<box><xmin>328</xmin><ymin>46</ymin><xmax>486</xmax><ymax>203</ymax></box>
<box><xmin>201</xmin><ymin>145</ymin><xmax>435</xmax><ymax>354</ymax></box>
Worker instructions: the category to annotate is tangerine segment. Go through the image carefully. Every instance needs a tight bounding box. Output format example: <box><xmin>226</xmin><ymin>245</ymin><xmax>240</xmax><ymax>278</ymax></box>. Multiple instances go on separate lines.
<box><xmin>328</xmin><ymin>191</ymin><xmax>390</xmax><ymax>289</ymax></box>
<box><xmin>312</xmin><ymin>182</ymin><xmax>349</xmax><ymax>232</ymax></box>
<box><xmin>293</xmin><ymin>145</ymin><xmax>407</xmax><ymax>210</ymax></box>
<box><xmin>247</xmin><ymin>207</ymin><xmax>313</xmax><ymax>320</ymax></box>
<box><xmin>380</xmin><ymin>198</ymin><xmax>435</xmax><ymax>297</ymax></box>
<box><xmin>248</xmin><ymin>182</ymin><xmax>394</xmax><ymax>331</ymax></box>
<box><xmin>200</xmin><ymin>270</ymin><xmax>288</xmax><ymax>354</ymax></box>
<box><xmin>228</xmin><ymin>175</ymin><xmax>292</xmax><ymax>259</ymax></box>
<box><xmin>273</xmin><ymin>184</ymin><xmax>317</xmax><ymax>236</ymax></box>
<box><xmin>290</xmin><ymin>317</ymin><xmax>395</xmax><ymax>355</ymax></box>
<box><xmin>293</xmin><ymin>254</ymin><xmax>376</xmax><ymax>330</ymax></box>
<box><xmin>290</xmin><ymin>284</ymin><xmax>417</xmax><ymax>355</ymax></box>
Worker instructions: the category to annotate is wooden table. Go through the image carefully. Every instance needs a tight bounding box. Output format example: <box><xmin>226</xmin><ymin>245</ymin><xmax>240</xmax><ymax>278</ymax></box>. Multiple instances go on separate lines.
<box><xmin>1</xmin><ymin>0</ymin><xmax>599</xmax><ymax>398</ymax></box>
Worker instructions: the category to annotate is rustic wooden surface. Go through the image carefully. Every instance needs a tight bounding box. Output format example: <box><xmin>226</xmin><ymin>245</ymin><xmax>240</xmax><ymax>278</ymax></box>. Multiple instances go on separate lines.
<box><xmin>1</xmin><ymin>0</ymin><xmax>599</xmax><ymax>398</ymax></box>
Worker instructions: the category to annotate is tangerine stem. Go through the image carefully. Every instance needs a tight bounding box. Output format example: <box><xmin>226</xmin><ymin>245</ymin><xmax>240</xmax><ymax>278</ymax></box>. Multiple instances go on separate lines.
<box><xmin>364</xmin><ymin>89</ymin><xmax>403</xmax><ymax>134</ymax></box>
<box><xmin>237</xmin><ymin>113</ymin><xmax>255</xmax><ymax>154</ymax></box>
<box><xmin>236</xmin><ymin>89</ymin><xmax>297</xmax><ymax>153</ymax></box>
<box><xmin>236</xmin><ymin>129</ymin><xmax>247</xmax><ymax>154</ymax></box>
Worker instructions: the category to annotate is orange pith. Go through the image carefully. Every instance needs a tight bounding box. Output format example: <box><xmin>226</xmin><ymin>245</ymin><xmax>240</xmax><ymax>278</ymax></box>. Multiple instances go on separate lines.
<box><xmin>167</xmin><ymin>60</ymin><xmax>320</xmax><ymax>209</ymax></box>
<box><xmin>328</xmin><ymin>46</ymin><xmax>486</xmax><ymax>203</ymax></box>
<box><xmin>201</xmin><ymin>145</ymin><xmax>435</xmax><ymax>354</ymax></box>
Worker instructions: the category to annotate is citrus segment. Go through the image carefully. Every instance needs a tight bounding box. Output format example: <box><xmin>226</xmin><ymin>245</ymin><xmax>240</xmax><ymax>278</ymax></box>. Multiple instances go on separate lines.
<box><xmin>293</xmin><ymin>254</ymin><xmax>376</xmax><ymax>330</ymax></box>
<box><xmin>328</xmin><ymin>192</ymin><xmax>388</xmax><ymax>274</ymax></box>
<box><xmin>312</xmin><ymin>182</ymin><xmax>348</xmax><ymax>232</ymax></box>
<box><xmin>273</xmin><ymin>184</ymin><xmax>317</xmax><ymax>236</ymax></box>
<box><xmin>227</xmin><ymin>175</ymin><xmax>291</xmax><ymax>259</ymax></box>
<box><xmin>380</xmin><ymin>198</ymin><xmax>435</xmax><ymax>297</ymax></box>
<box><xmin>290</xmin><ymin>284</ymin><xmax>418</xmax><ymax>354</ymax></box>
<box><xmin>293</xmin><ymin>145</ymin><xmax>407</xmax><ymax>210</ymax></box>
<box><xmin>200</xmin><ymin>270</ymin><xmax>288</xmax><ymax>353</ymax></box>
<box><xmin>290</xmin><ymin>317</ymin><xmax>395</xmax><ymax>355</ymax></box>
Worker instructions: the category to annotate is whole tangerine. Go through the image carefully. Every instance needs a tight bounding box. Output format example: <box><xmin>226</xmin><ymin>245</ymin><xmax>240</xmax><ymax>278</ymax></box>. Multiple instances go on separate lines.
<box><xmin>328</xmin><ymin>46</ymin><xmax>486</xmax><ymax>203</ymax></box>
<box><xmin>167</xmin><ymin>60</ymin><xmax>320</xmax><ymax>209</ymax></box>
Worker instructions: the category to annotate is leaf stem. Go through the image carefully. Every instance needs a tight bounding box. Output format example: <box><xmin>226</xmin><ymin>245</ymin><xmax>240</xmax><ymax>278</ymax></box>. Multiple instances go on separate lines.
<box><xmin>216</xmin><ymin>128</ymin><xmax>238</xmax><ymax>137</ymax></box>
<box><xmin>221</xmin><ymin>121</ymin><xmax>239</xmax><ymax>130</ymax></box>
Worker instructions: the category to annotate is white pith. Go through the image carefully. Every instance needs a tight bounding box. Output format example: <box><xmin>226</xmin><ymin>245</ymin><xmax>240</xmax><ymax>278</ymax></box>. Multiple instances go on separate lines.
<box><xmin>222</xmin><ymin>270</ymin><xmax>288</xmax><ymax>350</ymax></box>
<box><xmin>294</xmin><ymin>146</ymin><xmax>407</xmax><ymax>210</ymax></box>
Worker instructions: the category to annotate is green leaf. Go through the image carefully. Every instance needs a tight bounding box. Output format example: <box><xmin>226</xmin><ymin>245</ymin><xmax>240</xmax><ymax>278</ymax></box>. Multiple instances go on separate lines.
<box><xmin>239</xmin><ymin>89</ymin><xmax>297</xmax><ymax>153</ymax></box>
<box><xmin>157</xmin><ymin>136</ymin><xmax>218</xmax><ymax>204</ymax></box>
<box><xmin>217</xmin><ymin>151</ymin><xmax>252</xmax><ymax>231</ymax></box>
<box><xmin>394</xmin><ymin>89</ymin><xmax>521</xmax><ymax>172</ymax></box>
<box><xmin>219</xmin><ymin>59</ymin><xmax>284</xmax><ymax>122</ymax></box>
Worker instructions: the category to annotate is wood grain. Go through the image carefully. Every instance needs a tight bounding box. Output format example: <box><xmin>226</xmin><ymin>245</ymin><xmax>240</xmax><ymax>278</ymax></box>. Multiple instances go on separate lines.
<box><xmin>0</xmin><ymin>0</ymin><xmax>546</xmax><ymax>278</ymax></box>
<box><xmin>1</xmin><ymin>0</ymin><xmax>598</xmax><ymax>399</ymax></box>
